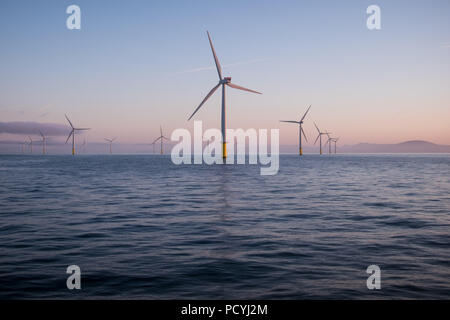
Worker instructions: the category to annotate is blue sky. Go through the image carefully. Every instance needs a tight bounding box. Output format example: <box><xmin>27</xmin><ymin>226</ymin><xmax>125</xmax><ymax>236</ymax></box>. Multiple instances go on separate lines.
<box><xmin>0</xmin><ymin>0</ymin><xmax>449</xmax><ymax>149</ymax></box>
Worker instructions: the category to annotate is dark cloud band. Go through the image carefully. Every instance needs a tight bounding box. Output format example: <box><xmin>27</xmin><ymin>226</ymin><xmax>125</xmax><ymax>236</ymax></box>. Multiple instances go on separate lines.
<box><xmin>0</xmin><ymin>122</ymin><xmax>69</xmax><ymax>136</ymax></box>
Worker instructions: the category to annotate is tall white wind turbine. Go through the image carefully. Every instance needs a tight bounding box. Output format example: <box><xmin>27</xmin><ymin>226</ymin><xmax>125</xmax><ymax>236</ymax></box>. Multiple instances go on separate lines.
<box><xmin>280</xmin><ymin>105</ymin><xmax>311</xmax><ymax>156</ymax></box>
<box><xmin>188</xmin><ymin>31</ymin><xmax>262</xmax><ymax>159</ymax></box>
<box><xmin>65</xmin><ymin>114</ymin><xmax>90</xmax><ymax>156</ymax></box>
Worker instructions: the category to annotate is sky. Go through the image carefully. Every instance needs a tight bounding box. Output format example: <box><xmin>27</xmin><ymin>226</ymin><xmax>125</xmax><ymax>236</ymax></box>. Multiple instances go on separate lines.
<box><xmin>0</xmin><ymin>0</ymin><xmax>449</xmax><ymax>153</ymax></box>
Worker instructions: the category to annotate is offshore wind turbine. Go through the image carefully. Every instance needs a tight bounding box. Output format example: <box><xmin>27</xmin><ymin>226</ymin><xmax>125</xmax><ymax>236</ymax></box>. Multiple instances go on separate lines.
<box><xmin>152</xmin><ymin>125</ymin><xmax>169</xmax><ymax>154</ymax></box>
<box><xmin>325</xmin><ymin>136</ymin><xmax>339</xmax><ymax>154</ymax></box>
<box><xmin>24</xmin><ymin>140</ymin><xmax>31</xmax><ymax>154</ymax></box>
<box><xmin>28</xmin><ymin>136</ymin><xmax>34</xmax><ymax>154</ymax></box>
<box><xmin>325</xmin><ymin>133</ymin><xmax>333</xmax><ymax>154</ymax></box>
<box><xmin>65</xmin><ymin>114</ymin><xmax>90</xmax><ymax>156</ymax></box>
<box><xmin>150</xmin><ymin>141</ymin><xmax>156</xmax><ymax>154</ymax></box>
<box><xmin>313</xmin><ymin>123</ymin><xmax>331</xmax><ymax>155</ymax></box>
<box><xmin>280</xmin><ymin>105</ymin><xmax>312</xmax><ymax>156</ymax></box>
<box><xmin>332</xmin><ymin>137</ymin><xmax>339</xmax><ymax>154</ymax></box>
<box><xmin>188</xmin><ymin>31</ymin><xmax>262</xmax><ymax>159</ymax></box>
<box><xmin>104</xmin><ymin>137</ymin><xmax>116</xmax><ymax>154</ymax></box>
<box><xmin>204</xmin><ymin>137</ymin><xmax>213</xmax><ymax>154</ymax></box>
<box><xmin>39</xmin><ymin>131</ymin><xmax>46</xmax><ymax>155</ymax></box>
<box><xmin>81</xmin><ymin>138</ymin><xmax>87</xmax><ymax>153</ymax></box>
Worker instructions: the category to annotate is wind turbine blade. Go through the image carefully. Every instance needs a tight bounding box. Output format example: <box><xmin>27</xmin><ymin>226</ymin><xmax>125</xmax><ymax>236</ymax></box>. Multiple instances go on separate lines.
<box><xmin>163</xmin><ymin>136</ymin><xmax>170</xmax><ymax>141</ymax></box>
<box><xmin>314</xmin><ymin>134</ymin><xmax>320</xmax><ymax>145</ymax></box>
<box><xmin>300</xmin><ymin>105</ymin><xmax>312</xmax><ymax>122</ymax></box>
<box><xmin>279</xmin><ymin>120</ymin><xmax>299</xmax><ymax>124</ymax></box>
<box><xmin>226</xmin><ymin>83</ymin><xmax>262</xmax><ymax>94</ymax></box>
<box><xmin>314</xmin><ymin>122</ymin><xmax>320</xmax><ymax>134</ymax></box>
<box><xmin>301</xmin><ymin>127</ymin><xmax>308</xmax><ymax>142</ymax></box>
<box><xmin>207</xmin><ymin>31</ymin><xmax>222</xmax><ymax>80</ymax></box>
<box><xmin>65</xmin><ymin>130</ymin><xmax>74</xmax><ymax>144</ymax></box>
<box><xmin>188</xmin><ymin>83</ymin><xmax>220</xmax><ymax>120</ymax></box>
<box><xmin>65</xmin><ymin>114</ymin><xmax>74</xmax><ymax>129</ymax></box>
<box><xmin>39</xmin><ymin>131</ymin><xmax>44</xmax><ymax>138</ymax></box>
<box><xmin>152</xmin><ymin>136</ymin><xmax>162</xmax><ymax>144</ymax></box>
<box><xmin>74</xmin><ymin>128</ymin><xmax>90</xmax><ymax>131</ymax></box>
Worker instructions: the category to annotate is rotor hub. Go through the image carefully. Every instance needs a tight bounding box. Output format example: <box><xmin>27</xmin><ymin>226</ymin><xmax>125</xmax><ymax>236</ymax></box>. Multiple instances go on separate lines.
<box><xmin>221</xmin><ymin>77</ymin><xmax>232</xmax><ymax>84</ymax></box>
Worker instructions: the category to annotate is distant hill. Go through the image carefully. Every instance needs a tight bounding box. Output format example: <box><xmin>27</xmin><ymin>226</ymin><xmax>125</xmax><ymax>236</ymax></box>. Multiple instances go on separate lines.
<box><xmin>339</xmin><ymin>140</ymin><xmax>450</xmax><ymax>153</ymax></box>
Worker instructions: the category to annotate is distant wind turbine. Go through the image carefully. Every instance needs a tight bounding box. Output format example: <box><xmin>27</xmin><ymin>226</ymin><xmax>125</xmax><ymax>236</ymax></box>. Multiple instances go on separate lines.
<box><xmin>81</xmin><ymin>138</ymin><xmax>87</xmax><ymax>153</ymax></box>
<box><xmin>65</xmin><ymin>114</ymin><xmax>90</xmax><ymax>156</ymax></box>
<box><xmin>332</xmin><ymin>137</ymin><xmax>339</xmax><ymax>154</ymax></box>
<box><xmin>280</xmin><ymin>105</ymin><xmax>312</xmax><ymax>156</ymax></box>
<box><xmin>188</xmin><ymin>31</ymin><xmax>262</xmax><ymax>159</ymax></box>
<box><xmin>104</xmin><ymin>137</ymin><xmax>116</xmax><ymax>154</ymax></box>
<box><xmin>314</xmin><ymin>123</ymin><xmax>331</xmax><ymax>155</ymax></box>
<box><xmin>39</xmin><ymin>131</ymin><xmax>46</xmax><ymax>155</ymax></box>
<box><xmin>150</xmin><ymin>141</ymin><xmax>156</xmax><ymax>154</ymax></box>
<box><xmin>325</xmin><ymin>136</ymin><xmax>339</xmax><ymax>154</ymax></box>
<box><xmin>28</xmin><ymin>136</ymin><xmax>35</xmax><ymax>154</ymax></box>
<box><xmin>152</xmin><ymin>125</ymin><xmax>169</xmax><ymax>154</ymax></box>
<box><xmin>204</xmin><ymin>137</ymin><xmax>214</xmax><ymax>154</ymax></box>
<box><xmin>325</xmin><ymin>133</ymin><xmax>333</xmax><ymax>154</ymax></box>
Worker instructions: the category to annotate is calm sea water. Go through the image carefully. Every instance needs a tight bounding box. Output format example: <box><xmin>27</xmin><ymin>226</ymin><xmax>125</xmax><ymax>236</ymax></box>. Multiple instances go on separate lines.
<box><xmin>0</xmin><ymin>154</ymin><xmax>449</xmax><ymax>299</ymax></box>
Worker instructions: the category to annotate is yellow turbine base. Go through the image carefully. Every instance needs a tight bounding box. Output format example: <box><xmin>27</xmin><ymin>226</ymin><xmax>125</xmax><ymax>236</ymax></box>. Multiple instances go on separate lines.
<box><xmin>222</xmin><ymin>142</ymin><xmax>227</xmax><ymax>159</ymax></box>
<box><xmin>72</xmin><ymin>148</ymin><xmax>75</xmax><ymax>156</ymax></box>
<box><xmin>299</xmin><ymin>147</ymin><xmax>303</xmax><ymax>156</ymax></box>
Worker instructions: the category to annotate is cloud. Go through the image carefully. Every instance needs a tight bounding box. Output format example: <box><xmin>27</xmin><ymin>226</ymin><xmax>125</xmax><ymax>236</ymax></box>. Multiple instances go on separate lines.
<box><xmin>0</xmin><ymin>121</ymin><xmax>69</xmax><ymax>136</ymax></box>
<box><xmin>172</xmin><ymin>58</ymin><xmax>267</xmax><ymax>75</ymax></box>
<box><xmin>38</xmin><ymin>105</ymin><xmax>54</xmax><ymax>117</ymax></box>
<box><xmin>440</xmin><ymin>42</ymin><xmax>450</xmax><ymax>48</ymax></box>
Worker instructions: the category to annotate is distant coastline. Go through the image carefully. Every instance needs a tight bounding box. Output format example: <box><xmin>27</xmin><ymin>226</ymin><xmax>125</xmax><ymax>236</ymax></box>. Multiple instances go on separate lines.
<box><xmin>279</xmin><ymin>140</ymin><xmax>450</xmax><ymax>154</ymax></box>
<box><xmin>1</xmin><ymin>140</ymin><xmax>449</xmax><ymax>154</ymax></box>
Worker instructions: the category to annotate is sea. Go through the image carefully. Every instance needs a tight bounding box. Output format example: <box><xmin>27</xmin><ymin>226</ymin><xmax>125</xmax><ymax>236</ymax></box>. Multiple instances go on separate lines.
<box><xmin>0</xmin><ymin>154</ymin><xmax>449</xmax><ymax>299</ymax></box>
